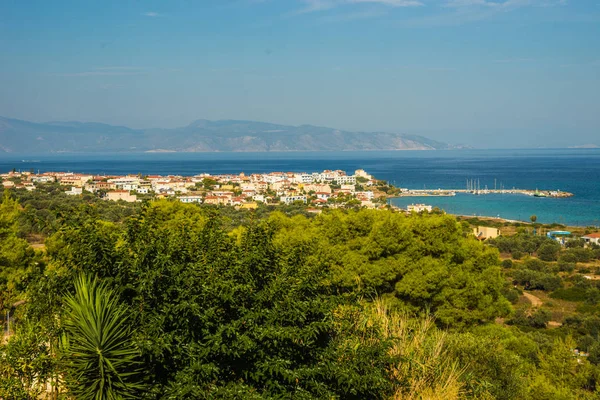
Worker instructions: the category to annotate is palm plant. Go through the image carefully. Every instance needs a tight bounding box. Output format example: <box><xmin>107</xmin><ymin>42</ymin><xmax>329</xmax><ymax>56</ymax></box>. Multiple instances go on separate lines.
<box><xmin>60</xmin><ymin>274</ymin><xmax>144</xmax><ymax>399</ymax></box>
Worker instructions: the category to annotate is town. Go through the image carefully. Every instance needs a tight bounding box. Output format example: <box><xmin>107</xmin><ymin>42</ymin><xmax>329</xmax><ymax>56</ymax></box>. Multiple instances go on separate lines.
<box><xmin>0</xmin><ymin>168</ymin><xmax>402</xmax><ymax>210</ymax></box>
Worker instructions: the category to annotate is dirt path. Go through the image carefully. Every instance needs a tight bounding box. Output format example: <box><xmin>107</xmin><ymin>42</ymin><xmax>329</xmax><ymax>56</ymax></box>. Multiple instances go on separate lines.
<box><xmin>523</xmin><ymin>292</ymin><xmax>543</xmax><ymax>307</ymax></box>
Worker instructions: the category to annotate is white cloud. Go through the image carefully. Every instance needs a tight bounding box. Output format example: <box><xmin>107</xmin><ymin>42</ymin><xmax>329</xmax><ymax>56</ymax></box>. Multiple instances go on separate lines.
<box><xmin>319</xmin><ymin>9</ymin><xmax>388</xmax><ymax>21</ymax></box>
<box><xmin>143</xmin><ymin>11</ymin><xmax>161</xmax><ymax>17</ymax></box>
<box><xmin>297</xmin><ymin>0</ymin><xmax>422</xmax><ymax>14</ymax></box>
<box><xmin>444</xmin><ymin>0</ymin><xmax>566</xmax><ymax>8</ymax></box>
<box><xmin>51</xmin><ymin>71</ymin><xmax>142</xmax><ymax>77</ymax></box>
<box><xmin>50</xmin><ymin>67</ymin><xmax>146</xmax><ymax>77</ymax></box>
<box><xmin>348</xmin><ymin>0</ymin><xmax>423</xmax><ymax>6</ymax></box>
<box><xmin>95</xmin><ymin>66</ymin><xmax>145</xmax><ymax>71</ymax></box>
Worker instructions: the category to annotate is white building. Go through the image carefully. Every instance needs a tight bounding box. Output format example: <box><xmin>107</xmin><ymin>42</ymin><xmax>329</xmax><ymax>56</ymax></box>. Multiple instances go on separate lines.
<box><xmin>66</xmin><ymin>187</ymin><xmax>83</xmax><ymax>196</ymax></box>
<box><xmin>583</xmin><ymin>233</ymin><xmax>600</xmax><ymax>246</ymax></box>
<box><xmin>280</xmin><ymin>195</ymin><xmax>307</xmax><ymax>205</ymax></box>
<box><xmin>407</xmin><ymin>204</ymin><xmax>433</xmax><ymax>213</ymax></box>
<box><xmin>355</xmin><ymin>169</ymin><xmax>372</xmax><ymax>180</ymax></box>
<box><xmin>178</xmin><ymin>195</ymin><xmax>203</xmax><ymax>204</ymax></box>
<box><xmin>333</xmin><ymin>175</ymin><xmax>356</xmax><ymax>184</ymax></box>
<box><xmin>108</xmin><ymin>176</ymin><xmax>140</xmax><ymax>190</ymax></box>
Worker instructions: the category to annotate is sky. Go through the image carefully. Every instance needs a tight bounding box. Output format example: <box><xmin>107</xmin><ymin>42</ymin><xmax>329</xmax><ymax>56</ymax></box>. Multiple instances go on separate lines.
<box><xmin>0</xmin><ymin>0</ymin><xmax>599</xmax><ymax>148</ymax></box>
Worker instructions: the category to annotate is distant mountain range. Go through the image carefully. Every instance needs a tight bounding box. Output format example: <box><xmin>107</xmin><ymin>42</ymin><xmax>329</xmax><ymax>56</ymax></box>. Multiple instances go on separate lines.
<box><xmin>0</xmin><ymin>116</ymin><xmax>461</xmax><ymax>153</ymax></box>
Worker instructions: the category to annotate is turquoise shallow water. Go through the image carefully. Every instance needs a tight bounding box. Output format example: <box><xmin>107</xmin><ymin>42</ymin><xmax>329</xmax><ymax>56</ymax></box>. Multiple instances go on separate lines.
<box><xmin>1</xmin><ymin>149</ymin><xmax>599</xmax><ymax>226</ymax></box>
<box><xmin>390</xmin><ymin>193</ymin><xmax>599</xmax><ymax>227</ymax></box>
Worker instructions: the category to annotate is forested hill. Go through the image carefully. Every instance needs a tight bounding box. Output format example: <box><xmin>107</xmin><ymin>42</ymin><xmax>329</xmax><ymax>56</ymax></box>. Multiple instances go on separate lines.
<box><xmin>0</xmin><ymin>116</ymin><xmax>456</xmax><ymax>152</ymax></box>
<box><xmin>2</xmin><ymin>185</ymin><xmax>600</xmax><ymax>399</ymax></box>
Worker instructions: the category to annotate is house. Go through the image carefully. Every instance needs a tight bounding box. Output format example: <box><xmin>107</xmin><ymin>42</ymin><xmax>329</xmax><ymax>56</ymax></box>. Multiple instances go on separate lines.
<box><xmin>60</xmin><ymin>174</ymin><xmax>93</xmax><ymax>187</ymax></box>
<box><xmin>355</xmin><ymin>191</ymin><xmax>374</xmax><ymax>200</ymax></box>
<box><xmin>178</xmin><ymin>195</ymin><xmax>203</xmax><ymax>203</ymax></box>
<box><xmin>360</xmin><ymin>200</ymin><xmax>376</xmax><ymax>209</ymax></box>
<box><xmin>66</xmin><ymin>187</ymin><xmax>83</xmax><ymax>196</ymax></box>
<box><xmin>355</xmin><ymin>169</ymin><xmax>372</xmax><ymax>180</ymax></box>
<box><xmin>30</xmin><ymin>175</ymin><xmax>55</xmax><ymax>183</ymax></box>
<box><xmin>583</xmin><ymin>233</ymin><xmax>600</xmax><ymax>246</ymax></box>
<box><xmin>204</xmin><ymin>196</ymin><xmax>229</xmax><ymax>205</ymax></box>
<box><xmin>106</xmin><ymin>190</ymin><xmax>137</xmax><ymax>203</ymax></box>
<box><xmin>304</xmin><ymin>184</ymin><xmax>332</xmax><ymax>194</ymax></box>
<box><xmin>407</xmin><ymin>204</ymin><xmax>432</xmax><ymax>213</ymax></box>
<box><xmin>280</xmin><ymin>195</ymin><xmax>307</xmax><ymax>205</ymax></box>
<box><xmin>473</xmin><ymin>226</ymin><xmax>500</xmax><ymax>241</ymax></box>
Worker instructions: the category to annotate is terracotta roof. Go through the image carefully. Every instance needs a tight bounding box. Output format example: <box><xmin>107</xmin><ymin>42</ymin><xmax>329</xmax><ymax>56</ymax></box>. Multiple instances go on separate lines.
<box><xmin>584</xmin><ymin>233</ymin><xmax>600</xmax><ymax>239</ymax></box>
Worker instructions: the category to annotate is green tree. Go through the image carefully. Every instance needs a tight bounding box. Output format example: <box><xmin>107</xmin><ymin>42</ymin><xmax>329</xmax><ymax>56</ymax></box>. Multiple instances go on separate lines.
<box><xmin>61</xmin><ymin>275</ymin><xmax>144</xmax><ymax>399</ymax></box>
<box><xmin>0</xmin><ymin>320</ymin><xmax>54</xmax><ymax>400</ymax></box>
<box><xmin>537</xmin><ymin>242</ymin><xmax>561</xmax><ymax>262</ymax></box>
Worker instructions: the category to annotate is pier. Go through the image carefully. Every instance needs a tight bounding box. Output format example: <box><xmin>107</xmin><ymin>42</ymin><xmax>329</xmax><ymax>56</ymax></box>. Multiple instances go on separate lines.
<box><xmin>397</xmin><ymin>188</ymin><xmax>573</xmax><ymax>198</ymax></box>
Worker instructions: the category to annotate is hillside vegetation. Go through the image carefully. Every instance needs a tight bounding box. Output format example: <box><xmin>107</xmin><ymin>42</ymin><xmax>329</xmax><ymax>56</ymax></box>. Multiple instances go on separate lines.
<box><xmin>1</xmin><ymin>189</ymin><xmax>600</xmax><ymax>399</ymax></box>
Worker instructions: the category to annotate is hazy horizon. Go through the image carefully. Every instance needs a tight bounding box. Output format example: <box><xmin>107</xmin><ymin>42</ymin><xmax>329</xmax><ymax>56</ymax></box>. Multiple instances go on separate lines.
<box><xmin>1</xmin><ymin>0</ymin><xmax>599</xmax><ymax>148</ymax></box>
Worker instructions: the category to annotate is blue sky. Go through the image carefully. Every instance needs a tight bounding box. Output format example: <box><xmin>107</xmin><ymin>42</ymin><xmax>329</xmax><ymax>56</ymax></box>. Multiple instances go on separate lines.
<box><xmin>0</xmin><ymin>0</ymin><xmax>599</xmax><ymax>148</ymax></box>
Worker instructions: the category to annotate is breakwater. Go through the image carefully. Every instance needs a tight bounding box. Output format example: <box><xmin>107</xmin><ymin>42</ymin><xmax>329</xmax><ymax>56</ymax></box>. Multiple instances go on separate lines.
<box><xmin>397</xmin><ymin>189</ymin><xmax>573</xmax><ymax>198</ymax></box>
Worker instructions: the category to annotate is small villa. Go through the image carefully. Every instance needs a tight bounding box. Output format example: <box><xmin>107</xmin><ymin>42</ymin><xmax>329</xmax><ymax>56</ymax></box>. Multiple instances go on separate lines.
<box><xmin>582</xmin><ymin>233</ymin><xmax>600</xmax><ymax>246</ymax></box>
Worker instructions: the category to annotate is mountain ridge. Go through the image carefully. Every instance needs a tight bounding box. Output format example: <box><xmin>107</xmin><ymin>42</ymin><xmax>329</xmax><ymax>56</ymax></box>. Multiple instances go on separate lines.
<box><xmin>0</xmin><ymin>116</ymin><xmax>461</xmax><ymax>153</ymax></box>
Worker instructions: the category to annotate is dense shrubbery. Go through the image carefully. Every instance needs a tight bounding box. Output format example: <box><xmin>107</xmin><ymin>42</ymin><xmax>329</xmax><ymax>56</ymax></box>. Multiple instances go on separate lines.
<box><xmin>551</xmin><ymin>287</ymin><xmax>590</xmax><ymax>302</ymax></box>
<box><xmin>488</xmin><ymin>233</ymin><xmax>561</xmax><ymax>260</ymax></box>
<box><xmin>513</xmin><ymin>268</ymin><xmax>562</xmax><ymax>291</ymax></box>
<box><xmin>507</xmin><ymin>308</ymin><xmax>551</xmax><ymax>328</ymax></box>
<box><xmin>2</xmin><ymin>191</ymin><xmax>600</xmax><ymax>399</ymax></box>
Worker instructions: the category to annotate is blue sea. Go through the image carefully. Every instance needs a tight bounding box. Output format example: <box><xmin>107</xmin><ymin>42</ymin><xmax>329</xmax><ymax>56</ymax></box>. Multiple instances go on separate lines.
<box><xmin>1</xmin><ymin>149</ymin><xmax>599</xmax><ymax>227</ymax></box>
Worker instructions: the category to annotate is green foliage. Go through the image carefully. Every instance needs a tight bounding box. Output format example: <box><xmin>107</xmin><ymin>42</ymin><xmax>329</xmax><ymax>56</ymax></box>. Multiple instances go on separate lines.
<box><xmin>4</xmin><ymin>195</ymin><xmax>600</xmax><ymax>399</ymax></box>
<box><xmin>0</xmin><ymin>191</ymin><xmax>36</xmax><ymax>310</ymax></box>
<box><xmin>560</xmin><ymin>248</ymin><xmax>595</xmax><ymax>264</ymax></box>
<box><xmin>61</xmin><ymin>274</ymin><xmax>145</xmax><ymax>399</ymax></box>
<box><xmin>537</xmin><ymin>241</ymin><xmax>562</xmax><ymax>262</ymax></box>
<box><xmin>513</xmin><ymin>268</ymin><xmax>562</xmax><ymax>291</ymax></box>
<box><xmin>0</xmin><ymin>320</ymin><xmax>54</xmax><ymax>400</ymax></box>
<box><xmin>9</xmin><ymin>183</ymin><xmax>140</xmax><ymax>237</ymax></box>
<box><xmin>551</xmin><ymin>287</ymin><xmax>590</xmax><ymax>302</ymax></box>
<box><xmin>508</xmin><ymin>308</ymin><xmax>551</xmax><ymax>328</ymax></box>
<box><xmin>488</xmin><ymin>233</ymin><xmax>555</xmax><ymax>258</ymax></box>
<box><xmin>447</xmin><ymin>327</ymin><xmax>530</xmax><ymax>399</ymax></box>
<box><xmin>501</xmin><ymin>286</ymin><xmax>522</xmax><ymax>304</ymax></box>
<box><xmin>566</xmin><ymin>239</ymin><xmax>586</xmax><ymax>248</ymax></box>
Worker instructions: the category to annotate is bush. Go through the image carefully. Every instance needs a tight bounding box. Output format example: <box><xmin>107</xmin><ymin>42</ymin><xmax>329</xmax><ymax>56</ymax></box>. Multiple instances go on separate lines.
<box><xmin>537</xmin><ymin>242</ymin><xmax>561</xmax><ymax>262</ymax></box>
<box><xmin>507</xmin><ymin>308</ymin><xmax>551</xmax><ymax>328</ymax></box>
<box><xmin>501</xmin><ymin>286</ymin><xmax>522</xmax><ymax>304</ymax></box>
<box><xmin>557</xmin><ymin>260</ymin><xmax>575</xmax><ymax>273</ymax></box>
<box><xmin>566</xmin><ymin>239</ymin><xmax>585</xmax><ymax>248</ymax></box>
<box><xmin>512</xmin><ymin>250</ymin><xmax>524</xmax><ymax>260</ymax></box>
<box><xmin>550</xmin><ymin>287</ymin><xmax>589</xmax><ymax>302</ymax></box>
<box><xmin>524</xmin><ymin>258</ymin><xmax>546</xmax><ymax>272</ymax></box>
<box><xmin>566</xmin><ymin>248</ymin><xmax>593</xmax><ymax>263</ymax></box>
<box><xmin>513</xmin><ymin>269</ymin><xmax>562</xmax><ymax>292</ymax></box>
<box><xmin>502</xmin><ymin>259</ymin><xmax>513</xmax><ymax>269</ymax></box>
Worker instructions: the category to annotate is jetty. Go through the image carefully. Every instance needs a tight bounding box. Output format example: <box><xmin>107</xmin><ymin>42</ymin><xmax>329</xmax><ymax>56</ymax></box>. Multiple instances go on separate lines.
<box><xmin>398</xmin><ymin>188</ymin><xmax>573</xmax><ymax>198</ymax></box>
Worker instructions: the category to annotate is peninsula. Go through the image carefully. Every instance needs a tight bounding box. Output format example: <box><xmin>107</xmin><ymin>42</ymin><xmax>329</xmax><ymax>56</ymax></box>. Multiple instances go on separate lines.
<box><xmin>1</xmin><ymin>169</ymin><xmax>574</xmax><ymax>214</ymax></box>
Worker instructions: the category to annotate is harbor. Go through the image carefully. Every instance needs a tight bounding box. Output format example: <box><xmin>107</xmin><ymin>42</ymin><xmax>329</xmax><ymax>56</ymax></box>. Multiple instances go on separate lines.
<box><xmin>398</xmin><ymin>188</ymin><xmax>573</xmax><ymax>198</ymax></box>
<box><xmin>397</xmin><ymin>179</ymin><xmax>573</xmax><ymax>198</ymax></box>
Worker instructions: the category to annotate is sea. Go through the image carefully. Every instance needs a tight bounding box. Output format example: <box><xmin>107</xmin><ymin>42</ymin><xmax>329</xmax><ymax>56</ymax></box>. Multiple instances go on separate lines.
<box><xmin>1</xmin><ymin>149</ymin><xmax>599</xmax><ymax>227</ymax></box>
